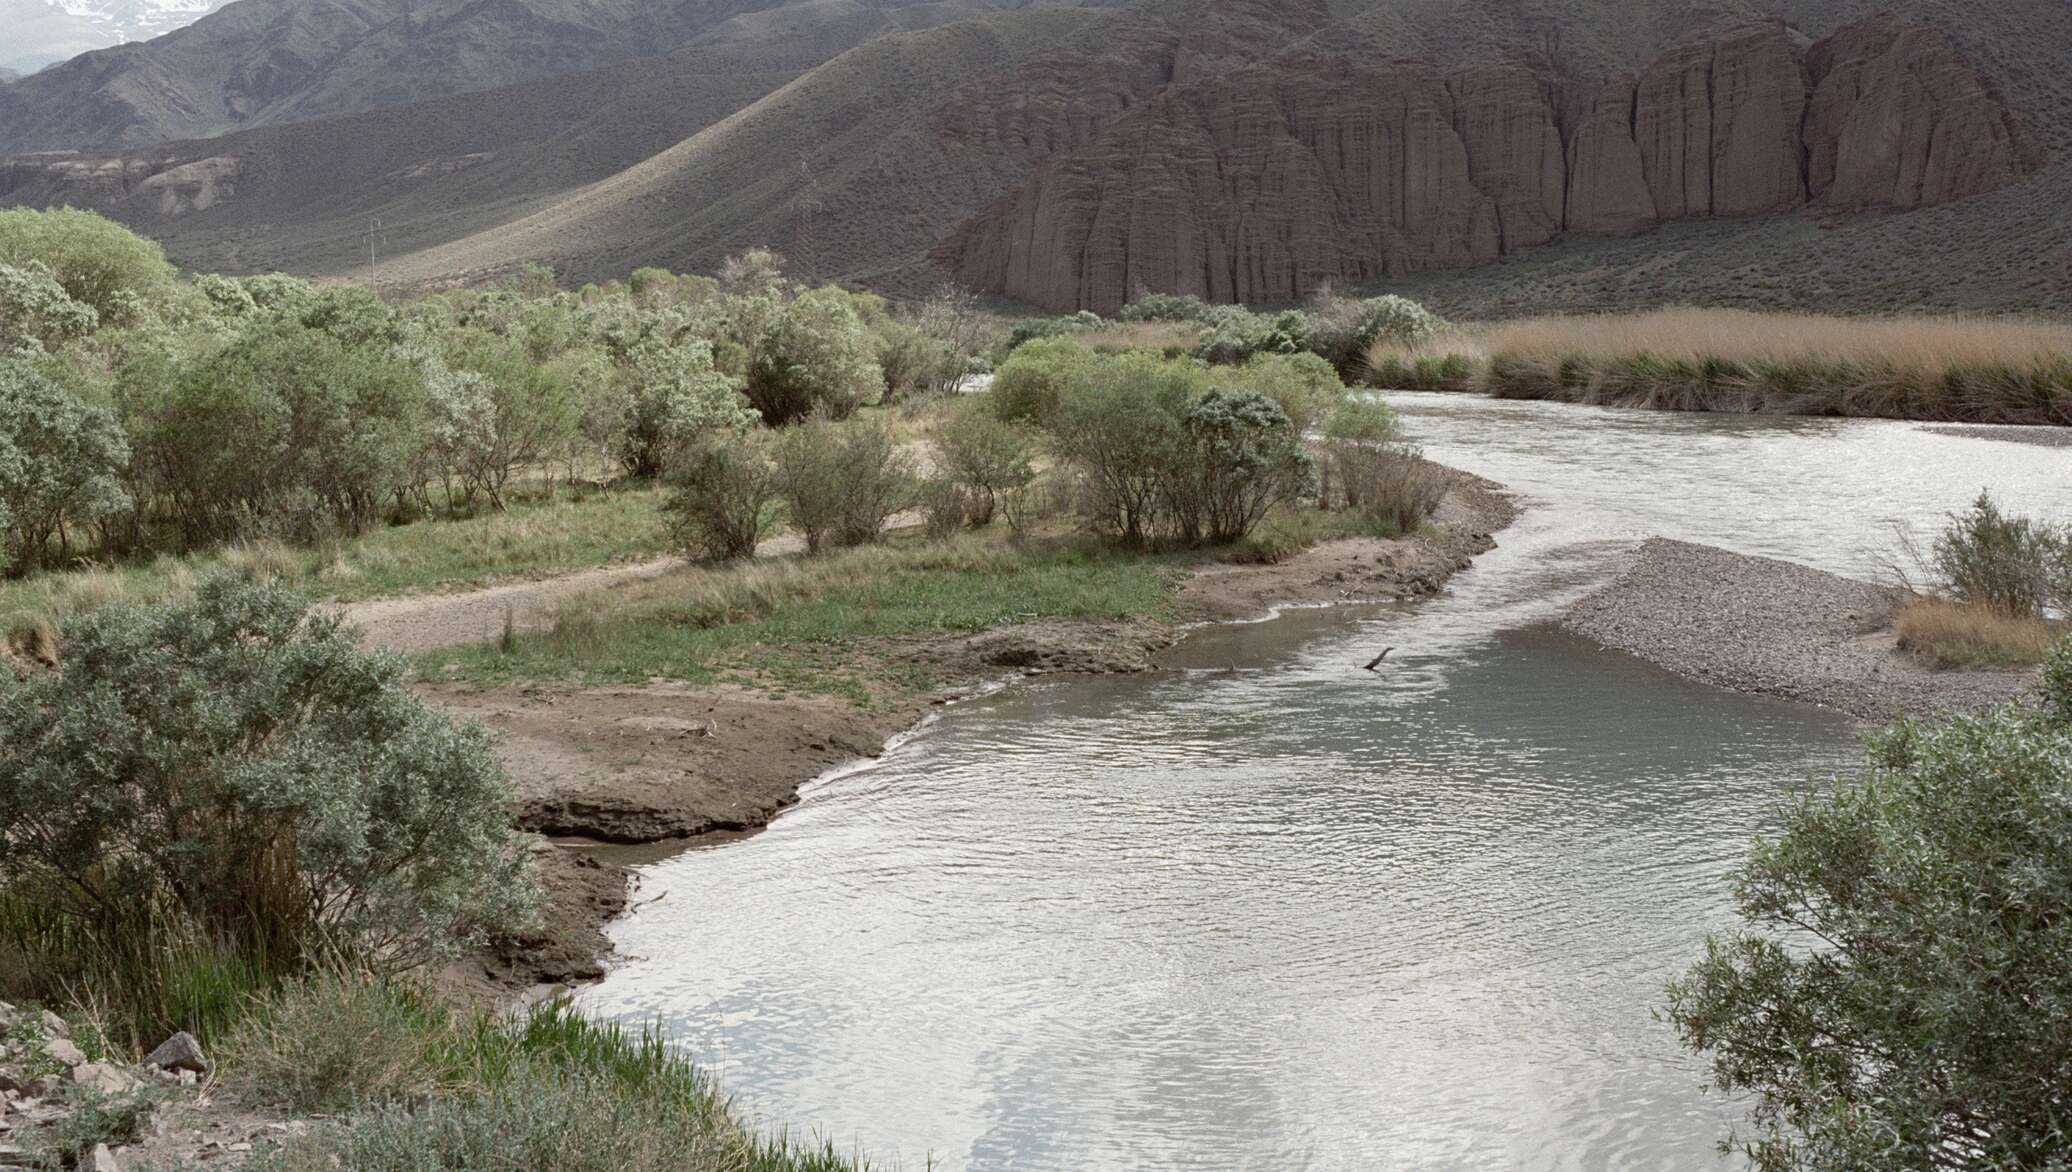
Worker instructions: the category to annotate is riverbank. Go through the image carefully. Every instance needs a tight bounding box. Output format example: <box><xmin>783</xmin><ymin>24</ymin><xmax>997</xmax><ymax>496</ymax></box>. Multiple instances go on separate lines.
<box><xmin>440</xmin><ymin>474</ymin><xmax>1515</xmax><ymax>1002</ymax></box>
<box><xmin>1560</xmin><ymin>538</ymin><xmax>2032</xmax><ymax>721</ymax></box>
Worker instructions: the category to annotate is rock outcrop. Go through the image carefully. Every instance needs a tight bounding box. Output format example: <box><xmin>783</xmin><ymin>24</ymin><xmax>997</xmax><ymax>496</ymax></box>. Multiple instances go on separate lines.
<box><xmin>942</xmin><ymin>16</ymin><xmax>2045</xmax><ymax>312</ymax></box>
<box><xmin>1803</xmin><ymin>15</ymin><xmax>2048</xmax><ymax>211</ymax></box>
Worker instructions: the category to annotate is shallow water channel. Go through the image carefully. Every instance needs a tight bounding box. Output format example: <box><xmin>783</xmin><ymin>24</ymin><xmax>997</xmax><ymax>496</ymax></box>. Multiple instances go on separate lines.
<box><xmin>583</xmin><ymin>399</ymin><xmax>2071</xmax><ymax>1170</ymax></box>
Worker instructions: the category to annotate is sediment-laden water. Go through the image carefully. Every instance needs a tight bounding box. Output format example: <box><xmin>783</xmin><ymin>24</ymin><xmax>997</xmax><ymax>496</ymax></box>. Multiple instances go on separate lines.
<box><xmin>582</xmin><ymin>399</ymin><xmax>2071</xmax><ymax>1171</ymax></box>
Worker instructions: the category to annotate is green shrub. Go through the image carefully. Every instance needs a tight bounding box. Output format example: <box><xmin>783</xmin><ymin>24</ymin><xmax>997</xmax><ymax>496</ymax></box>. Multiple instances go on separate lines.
<box><xmin>1115</xmin><ymin>292</ymin><xmax>1213</xmax><ymax>322</ymax></box>
<box><xmin>0</xmin><ymin>261</ymin><xmax>98</xmax><ymax>355</ymax></box>
<box><xmin>662</xmin><ymin>436</ymin><xmax>775</xmax><ymax>561</ymax></box>
<box><xmin>933</xmin><ymin>399</ymin><xmax>1034</xmax><ymax>526</ymax></box>
<box><xmin>989</xmin><ymin>335</ymin><xmax>1097</xmax><ymax>424</ymax></box>
<box><xmin>0</xmin><ymin>577</ymin><xmax>538</xmax><ymax>976</ymax></box>
<box><xmin>0</xmin><ymin>360</ymin><xmax>130</xmax><ymax>574</ymax></box>
<box><xmin>1667</xmin><ymin>654</ymin><xmax>2072</xmax><ymax>1170</ymax></box>
<box><xmin>1047</xmin><ymin>353</ymin><xmax>1202</xmax><ymax>544</ymax></box>
<box><xmin>1170</xmin><ymin>389</ymin><xmax>1317</xmax><ymax>543</ymax></box>
<box><xmin>1931</xmin><ymin>491</ymin><xmax>2065</xmax><ymax>619</ymax></box>
<box><xmin>741</xmin><ymin>286</ymin><xmax>884</xmax><ymax>425</ymax></box>
<box><xmin>429</xmin><ymin>329</ymin><xmax>582</xmax><ymax>510</ymax></box>
<box><xmin>612</xmin><ymin>338</ymin><xmax>750</xmax><ymax>478</ymax></box>
<box><xmin>917</xmin><ymin>477</ymin><xmax>971</xmax><ymax>540</ymax></box>
<box><xmin>770</xmin><ymin>417</ymin><xmax>913</xmax><ymax>552</ymax></box>
<box><xmin>1224</xmin><ymin>351</ymin><xmax>1345</xmax><ymax>437</ymax></box>
<box><xmin>0</xmin><ymin>208</ymin><xmax>176</xmax><ymax>325</ymax></box>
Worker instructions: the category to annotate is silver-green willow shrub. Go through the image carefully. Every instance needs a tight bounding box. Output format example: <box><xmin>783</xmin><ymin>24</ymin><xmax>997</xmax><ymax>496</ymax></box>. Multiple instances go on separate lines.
<box><xmin>0</xmin><ymin>359</ymin><xmax>129</xmax><ymax>574</ymax></box>
<box><xmin>1667</xmin><ymin>638</ymin><xmax>2072</xmax><ymax>1171</ymax></box>
<box><xmin>0</xmin><ymin>577</ymin><xmax>538</xmax><ymax>971</ymax></box>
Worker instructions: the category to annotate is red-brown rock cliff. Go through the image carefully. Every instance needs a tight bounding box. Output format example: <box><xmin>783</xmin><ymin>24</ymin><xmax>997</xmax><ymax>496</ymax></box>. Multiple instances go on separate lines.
<box><xmin>941</xmin><ymin>16</ymin><xmax>2044</xmax><ymax>312</ymax></box>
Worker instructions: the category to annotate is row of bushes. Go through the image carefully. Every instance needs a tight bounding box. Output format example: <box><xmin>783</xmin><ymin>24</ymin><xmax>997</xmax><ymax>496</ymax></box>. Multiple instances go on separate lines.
<box><xmin>663</xmin><ymin>339</ymin><xmax>1452</xmax><ymax>564</ymax></box>
<box><xmin>0</xmin><ymin>211</ymin><xmax>995</xmax><ymax>577</ymax></box>
<box><xmin>1007</xmin><ymin>288</ymin><xmax>1448</xmax><ymax>379</ymax></box>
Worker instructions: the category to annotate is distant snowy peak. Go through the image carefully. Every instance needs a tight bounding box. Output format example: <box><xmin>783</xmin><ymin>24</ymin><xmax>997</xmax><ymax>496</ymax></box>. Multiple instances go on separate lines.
<box><xmin>2</xmin><ymin>0</ymin><xmax>235</xmax><ymax>72</ymax></box>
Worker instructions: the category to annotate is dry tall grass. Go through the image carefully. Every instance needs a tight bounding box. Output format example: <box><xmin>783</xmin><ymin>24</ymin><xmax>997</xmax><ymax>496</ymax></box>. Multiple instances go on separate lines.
<box><xmin>1462</xmin><ymin>308</ymin><xmax>2072</xmax><ymax>423</ymax></box>
<box><xmin>1894</xmin><ymin>596</ymin><xmax>2064</xmax><ymax>670</ymax></box>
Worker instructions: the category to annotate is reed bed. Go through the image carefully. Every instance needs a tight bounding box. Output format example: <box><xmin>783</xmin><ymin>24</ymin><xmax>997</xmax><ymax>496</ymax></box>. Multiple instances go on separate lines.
<box><xmin>1368</xmin><ymin>308</ymin><xmax>2072</xmax><ymax>424</ymax></box>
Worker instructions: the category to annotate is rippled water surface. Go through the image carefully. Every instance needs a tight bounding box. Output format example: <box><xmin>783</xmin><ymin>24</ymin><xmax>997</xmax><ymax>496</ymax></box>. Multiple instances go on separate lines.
<box><xmin>584</xmin><ymin>400</ymin><xmax>2069</xmax><ymax>1170</ymax></box>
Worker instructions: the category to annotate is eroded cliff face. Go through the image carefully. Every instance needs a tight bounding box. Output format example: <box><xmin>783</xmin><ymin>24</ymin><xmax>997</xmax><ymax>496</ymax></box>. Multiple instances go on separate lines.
<box><xmin>942</xmin><ymin>16</ymin><xmax>2045</xmax><ymax>312</ymax></box>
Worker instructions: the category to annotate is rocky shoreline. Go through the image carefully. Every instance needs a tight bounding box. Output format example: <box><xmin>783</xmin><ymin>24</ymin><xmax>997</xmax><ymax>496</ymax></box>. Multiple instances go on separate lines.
<box><xmin>456</xmin><ymin>474</ymin><xmax>1518</xmax><ymax>1002</ymax></box>
<box><xmin>1560</xmin><ymin>538</ymin><xmax>2032</xmax><ymax>721</ymax></box>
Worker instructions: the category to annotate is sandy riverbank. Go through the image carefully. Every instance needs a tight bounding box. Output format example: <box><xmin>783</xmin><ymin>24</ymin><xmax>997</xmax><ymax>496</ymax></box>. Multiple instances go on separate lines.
<box><xmin>1560</xmin><ymin>538</ymin><xmax>2032</xmax><ymax>721</ymax></box>
<box><xmin>440</xmin><ymin>474</ymin><xmax>1518</xmax><ymax>1000</ymax></box>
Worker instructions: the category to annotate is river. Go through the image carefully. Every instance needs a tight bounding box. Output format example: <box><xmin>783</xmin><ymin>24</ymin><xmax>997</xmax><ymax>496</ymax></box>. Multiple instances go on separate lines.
<box><xmin>580</xmin><ymin>397</ymin><xmax>2071</xmax><ymax>1170</ymax></box>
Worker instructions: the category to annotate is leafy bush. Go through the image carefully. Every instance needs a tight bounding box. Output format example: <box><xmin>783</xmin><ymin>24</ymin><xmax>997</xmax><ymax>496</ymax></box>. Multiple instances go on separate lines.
<box><xmin>1667</xmin><ymin>652</ymin><xmax>2072</xmax><ymax>1170</ymax></box>
<box><xmin>612</xmin><ymin>338</ymin><xmax>749</xmax><ymax>478</ymax></box>
<box><xmin>0</xmin><ymin>261</ymin><xmax>98</xmax><ymax>355</ymax></box>
<box><xmin>1046</xmin><ymin>353</ymin><xmax>1203</xmax><ymax>544</ymax></box>
<box><xmin>917</xmin><ymin>478</ymin><xmax>971</xmax><ymax>540</ymax></box>
<box><xmin>0</xmin><ymin>208</ymin><xmax>176</xmax><ymax>325</ymax></box>
<box><xmin>1195</xmin><ymin>306</ymin><xmax>1305</xmax><ymax>366</ymax></box>
<box><xmin>661</xmin><ymin>436</ymin><xmax>775</xmax><ymax>561</ymax></box>
<box><xmin>1170</xmin><ymin>390</ymin><xmax>1317</xmax><ymax>543</ymax></box>
<box><xmin>989</xmin><ymin>335</ymin><xmax>1097</xmax><ymax>424</ymax></box>
<box><xmin>741</xmin><ymin>286</ymin><xmax>884</xmax><ymax>425</ymax></box>
<box><xmin>0</xmin><ymin>578</ymin><xmax>538</xmax><ymax>973</ymax></box>
<box><xmin>1116</xmin><ymin>292</ymin><xmax>1214</xmax><ymax>323</ymax></box>
<box><xmin>430</xmin><ymin>330</ymin><xmax>582</xmax><ymax>510</ymax></box>
<box><xmin>933</xmin><ymin>400</ymin><xmax>1034</xmax><ymax>526</ymax></box>
<box><xmin>0</xmin><ymin>360</ymin><xmax>130</xmax><ymax>574</ymax></box>
<box><xmin>1322</xmin><ymin>399</ymin><xmax>1445</xmax><ymax>531</ymax></box>
<box><xmin>1931</xmin><ymin>491</ymin><xmax>2066</xmax><ymax>618</ymax></box>
<box><xmin>770</xmin><ymin>418</ymin><xmax>914</xmax><ymax>552</ymax></box>
<box><xmin>1224</xmin><ymin>351</ymin><xmax>1346</xmax><ymax>437</ymax></box>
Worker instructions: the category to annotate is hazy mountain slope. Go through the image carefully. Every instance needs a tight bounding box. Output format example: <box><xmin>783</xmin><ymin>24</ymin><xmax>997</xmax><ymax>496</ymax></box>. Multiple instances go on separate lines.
<box><xmin>0</xmin><ymin>41</ymin><xmax>817</xmax><ymax>276</ymax></box>
<box><xmin>372</xmin><ymin>0</ymin><xmax>1321</xmax><ymax>288</ymax></box>
<box><xmin>0</xmin><ymin>0</ymin><xmax>1023</xmax><ymax>153</ymax></box>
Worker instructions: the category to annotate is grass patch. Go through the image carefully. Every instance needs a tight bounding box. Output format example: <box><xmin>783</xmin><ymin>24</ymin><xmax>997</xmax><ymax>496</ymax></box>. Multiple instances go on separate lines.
<box><xmin>226</xmin><ymin>975</ymin><xmax>868</xmax><ymax>1172</ymax></box>
<box><xmin>0</xmin><ymin>483</ymin><xmax>667</xmax><ymax>632</ymax></box>
<box><xmin>1895</xmin><ymin>596</ymin><xmax>2064</xmax><ymax>671</ymax></box>
<box><xmin>421</xmin><ymin>529</ymin><xmax>1192</xmax><ymax>697</ymax></box>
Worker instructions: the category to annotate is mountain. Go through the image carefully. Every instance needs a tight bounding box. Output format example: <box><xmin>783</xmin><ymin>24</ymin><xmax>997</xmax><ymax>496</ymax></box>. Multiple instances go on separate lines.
<box><xmin>2</xmin><ymin>0</ymin><xmax>2067</xmax><ymax>316</ymax></box>
<box><xmin>0</xmin><ymin>0</ymin><xmax>1045</xmax><ymax>153</ymax></box>
<box><xmin>0</xmin><ymin>0</ymin><xmax>233</xmax><ymax>75</ymax></box>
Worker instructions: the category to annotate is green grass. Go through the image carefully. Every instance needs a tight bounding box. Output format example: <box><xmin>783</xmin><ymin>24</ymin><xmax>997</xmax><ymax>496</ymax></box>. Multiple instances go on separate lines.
<box><xmin>420</xmin><ymin>531</ymin><xmax>1193</xmax><ymax>700</ymax></box>
<box><xmin>0</xmin><ymin>483</ymin><xmax>667</xmax><ymax>632</ymax></box>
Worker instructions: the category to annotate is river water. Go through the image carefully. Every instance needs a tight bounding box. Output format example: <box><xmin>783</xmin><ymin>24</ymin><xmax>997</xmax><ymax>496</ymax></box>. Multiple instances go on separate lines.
<box><xmin>582</xmin><ymin>398</ymin><xmax>2070</xmax><ymax>1171</ymax></box>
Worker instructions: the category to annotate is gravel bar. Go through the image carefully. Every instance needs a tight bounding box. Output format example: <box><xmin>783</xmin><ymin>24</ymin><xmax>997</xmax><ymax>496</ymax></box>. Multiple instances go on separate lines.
<box><xmin>1561</xmin><ymin>538</ymin><xmax>2030</xmax><ymax>721</ymax></box>
<box><xmin>1921</xmin><ymin>424</ymin><xmax>2072</xmax><ymax>448</ymax></box>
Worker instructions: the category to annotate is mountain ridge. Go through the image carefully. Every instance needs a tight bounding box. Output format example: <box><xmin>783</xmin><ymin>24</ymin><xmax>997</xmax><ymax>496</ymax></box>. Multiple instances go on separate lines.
<box><xmin>2</xmin><ymin>0</ymin><xmax>2068</xmax><ymax>316</ymax></box>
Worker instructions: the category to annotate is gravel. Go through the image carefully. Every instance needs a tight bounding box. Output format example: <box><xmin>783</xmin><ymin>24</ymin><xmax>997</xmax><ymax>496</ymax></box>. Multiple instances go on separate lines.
<box><xmin>1561</xmin><ymin>538</ymin><xmax>2030</xmax><ymax>721</ymax></box>
<box><xmin>1921</xmin><ymin>424</ymin><xmax>2072</xmax><ymax>448</ymax></box>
